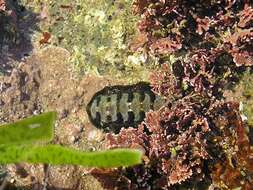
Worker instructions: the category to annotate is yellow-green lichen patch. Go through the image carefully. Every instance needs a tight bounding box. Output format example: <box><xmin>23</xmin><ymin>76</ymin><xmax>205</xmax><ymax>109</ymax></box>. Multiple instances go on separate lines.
<box><xmin>34</xmin><ymin>0</ymin><xmax>153</xmax><ymax>82</ymax></box>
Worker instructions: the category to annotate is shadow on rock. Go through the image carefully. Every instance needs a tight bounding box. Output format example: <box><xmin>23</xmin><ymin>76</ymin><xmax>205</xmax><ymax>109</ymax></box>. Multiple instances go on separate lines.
<box><xmin>0</xmin><ymin>0</ymin><xmax>40</xmax><ymax>75</ymax></box>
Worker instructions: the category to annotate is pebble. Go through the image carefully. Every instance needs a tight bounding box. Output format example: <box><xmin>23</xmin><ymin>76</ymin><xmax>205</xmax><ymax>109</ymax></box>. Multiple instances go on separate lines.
<box><xmin>87</xmin><ymin>129</ymin><xmax>104</xmax><ymax>142</ymax></box>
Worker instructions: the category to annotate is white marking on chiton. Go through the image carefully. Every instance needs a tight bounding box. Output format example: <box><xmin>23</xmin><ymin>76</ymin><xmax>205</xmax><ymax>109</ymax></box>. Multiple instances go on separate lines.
<box><xmin>127</xmin><ymin>102</ymin><xmax>132</xmax><ymax>109</ymax></box>
<box><xmin>28</xmin><ymin>123</ymin><xmax>41</xmax><ymax>129</ymax></box>
<box><xmin>106</xmin><ymin>110</ymin><xmax>110</xmax><ymax>116</ymax></box>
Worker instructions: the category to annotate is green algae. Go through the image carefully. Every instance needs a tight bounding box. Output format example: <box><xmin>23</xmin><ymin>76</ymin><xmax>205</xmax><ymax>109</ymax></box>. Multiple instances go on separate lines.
<box><xmin>0</xmin><ymin>112</ymin><xmax>142</xmax><ymax>167</ymax></box>
<box><xmin>0</xmin><ymin>144</ymin><xmax>142</xmax><ymax>168</ymax></box>
<box><xmin>21</xmin><ymin>0</ymin><xmax>154</xmax><ymax>82</ymax></box>
<box><xmin>0</xmin><ymin>112</ymin><xmax>56</xmax><ymax>145</ymax></box>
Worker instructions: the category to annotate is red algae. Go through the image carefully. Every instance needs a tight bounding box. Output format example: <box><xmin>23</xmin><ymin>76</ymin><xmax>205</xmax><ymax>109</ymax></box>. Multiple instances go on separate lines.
<box><xmin>90</xmin><ymin>1</ymin><xmax>253</xmax><ymax>189</ymax></box>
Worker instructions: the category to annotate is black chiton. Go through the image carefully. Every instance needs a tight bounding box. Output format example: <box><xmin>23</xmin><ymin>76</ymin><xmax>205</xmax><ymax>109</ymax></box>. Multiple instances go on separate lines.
<box><xmin>86</xmin><ymin>82</ymin><xmax>165</xmax><ymax>133</ymax></box>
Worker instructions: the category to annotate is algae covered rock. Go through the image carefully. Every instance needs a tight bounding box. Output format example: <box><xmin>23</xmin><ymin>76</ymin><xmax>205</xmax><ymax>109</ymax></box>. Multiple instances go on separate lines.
<box><xmin>39</xmin><ymin>0</ymin><xmax>153</xmax><ymax>81</ymax></box>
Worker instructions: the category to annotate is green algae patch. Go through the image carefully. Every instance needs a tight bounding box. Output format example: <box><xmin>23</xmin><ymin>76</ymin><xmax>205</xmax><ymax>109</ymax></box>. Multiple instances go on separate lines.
<box><xmin>0</xmin><ymin>112</ymin><xmax>142</xmax><ymax>167</ymax></box>
<box><xmin>0</xmin><ymin>144</ymin><xmax>142</xmax><ymax>168</ymax></box>
<box><xmin>0</xmin><ymin>145</ymin><xmax>27</xmax><ymax>164</ymax></box>
<box><xmin>0</xmin><ymin>112</ymin><xmax>56</xmax><ymax>145</ymax></box>
<box><xmin>26</xmin><ymin>146</ymin><xmax>142</xmax><ymax>168</ymax></box>
<box><xmin>19</xmin><ymin>0</ymin><xmax>156</xmax><ymax>82</ymax></box>
<box><xmin>34</xmin><ymin>0</ymin><xmax>153</xmax><ymax>82</ymax></box>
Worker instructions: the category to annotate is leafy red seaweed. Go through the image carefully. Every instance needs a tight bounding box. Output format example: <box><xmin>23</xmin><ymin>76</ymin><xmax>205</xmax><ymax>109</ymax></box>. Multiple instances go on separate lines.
<box><xmin>91</xmin><ymin>1</ymin><xmax>253</xmax><ymax>189</ymax></box>
<box><xmin>238</xmin><ymin>4</ymin><xmax>253</xmax><ymax>28</ymax></box>
<box><xmin>92</xmin><ymin>95</ymin><xmax>253</xmax><ymax>189</ymax></box>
